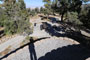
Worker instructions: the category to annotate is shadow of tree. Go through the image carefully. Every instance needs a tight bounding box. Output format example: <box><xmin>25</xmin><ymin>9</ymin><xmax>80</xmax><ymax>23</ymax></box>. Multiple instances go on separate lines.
<box><xmin>39</xmin><ymin>15</ymin><xmax>61</xmax><ymax>23</ymax></box>
<box><xmin>41</xmin><ymin>22</ymin><xmax>90</xmax><ymax>47</ymax></box>
<box><xmin>48</xmin><ymin>17</ymin><xmax>60</xmax><ymax>23</ymax></box>
<box><xmin>41</xmin><ymin>22</ymin><xmax>65</xmax><ymax>37</ymax></box>
<box><xmin>0</xmin><ymin>30</ymin><xmax>5</xmax><ymax>38</ymax></box>
<box><xmin>38</xmin><ymin>44</ymin><xmax>90</xmax><ymax>60</ymax></box>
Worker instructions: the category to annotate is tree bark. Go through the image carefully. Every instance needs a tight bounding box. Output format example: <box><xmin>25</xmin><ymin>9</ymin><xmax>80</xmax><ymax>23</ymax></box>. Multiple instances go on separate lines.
<box><xmin>47</xmin><ymin>14</ymin><xmax>49</xmax><ymax>19</ymax></box>
<box><xmin>61</xmin><ymin>13</ymin><xmax>64</xmax><ymax>22</ymax></box>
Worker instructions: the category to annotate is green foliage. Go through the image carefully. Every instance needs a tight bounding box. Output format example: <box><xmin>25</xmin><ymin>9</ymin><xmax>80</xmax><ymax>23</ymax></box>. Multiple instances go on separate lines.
<box><xmin>40</xmin><ymin>7</ymin><xmax>44</xmax><ymax>13</ymax></box>
<box><xmin>30</xmin><ymin>9</ymin><xmax>36</xmax><ymax>16</ymax></box>
<box><xmin>27</xmin><ymin>8</ymin><xmax>31</xmax><ymax>15</ymax></box>
<box><xmin>27</xmin><ymin>8</ymin><xmax>36</xmax><ymax>16</ymax></box>
<box><xmin>0</xmin><ymin>0</ymin><xmax>31</xmax><ymax>35</ymax></box>
<box><xmin>65</xmin><ymin>12</ymin><xmax>83</xmax><ymax>25</ymax></box>
<box><xmin>79</xmin><ymin>5</ymin><xmax>90</xmax><ymax>29</ymax></box>
<box><xmin>35</xmin><ymin>7</ymin><xmax>40</xmax><ymax>13</ymax></box>
<box><xmin>27</xmin><ymin>8</ymin><xmax>40</xmax><ymax>16</ymax></box>
<box><xmin>43</xmin><ymin>0</ymin><xmax>53</xmax><ymax>16</ymax></box>
<box><xmin>51</xmin><ymin>0</ymin><xmax>83</xmax><ymax>21</ymax></box>
<box><xmin>43</xmin><ymin>0</ymin><xmax>51</xmax><ymax>3</ymax></box>
<box><xmin>0</xmin><ymin>8</ymin><xmax>6</xmax><ymax>27</ymax></box>
<box><xmin>18</xmin><ymin>0</ymin><xmax>26</xmax><ymax>10</ymax></box>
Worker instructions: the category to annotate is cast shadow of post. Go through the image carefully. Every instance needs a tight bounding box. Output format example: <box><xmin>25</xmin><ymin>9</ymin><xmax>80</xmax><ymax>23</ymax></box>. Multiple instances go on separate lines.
<box><xmin>29</xmin><ymin>37</ymin><xmax>37</xmax><ymax>60</ymax></box>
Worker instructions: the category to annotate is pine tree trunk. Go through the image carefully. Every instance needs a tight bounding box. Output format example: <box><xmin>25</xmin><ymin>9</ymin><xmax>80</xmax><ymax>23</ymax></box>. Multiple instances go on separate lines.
<box><xmin>53</xmin><ymin>10</ymin><xmax>55</xmax><ymax>16</ymax></box>
<box><xmin>47</xmin><ymin>14</ymin><xmax>49</xmax><ymax>19</ymax></box>
<box><xmin>61</xmin><ymin>13</ymin><xmax>64</xmax><ymax>22</ymax></box>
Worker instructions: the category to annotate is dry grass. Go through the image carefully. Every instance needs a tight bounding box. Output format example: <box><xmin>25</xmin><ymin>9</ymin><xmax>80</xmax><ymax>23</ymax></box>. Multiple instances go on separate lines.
<box><xmin>20</xmin><ymin>36</ymin><xmax>31</xmax><ymax>46</ymax></box>
<box><xmin>0</xmin><ymin>46</ymin><xmax>11</xmax><ymax>57</ymax></box>
<box><xmin>0</xmin><ymin>27</ymin><xmax>4</xmax><ymax>31</ymax></box>
<box><xmin>20</xmin><ymin>36</ymin><xmax>38</xmax><ymax>46</ymax></box>
<box><xmin>30</xmin><ymin>15</ymin><xmax>39</xmax><ymax>20</ymax></box>
<box><xmin>0</xmin><ymin>34</ymin><xmax>17</xmax><ymax>44</ymax></box>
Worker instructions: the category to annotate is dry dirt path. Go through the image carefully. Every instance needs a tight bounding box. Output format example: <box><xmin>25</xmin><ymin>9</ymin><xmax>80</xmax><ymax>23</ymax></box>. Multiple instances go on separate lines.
<box><xmin>2</xmin><ymin>37</ymin><xmax>90</xmax><ymax>60</ymax></box>
<box><xmin>0</xmin><ymin>35</ymin><xmax>26</xmax><ymax>53</ymax></box>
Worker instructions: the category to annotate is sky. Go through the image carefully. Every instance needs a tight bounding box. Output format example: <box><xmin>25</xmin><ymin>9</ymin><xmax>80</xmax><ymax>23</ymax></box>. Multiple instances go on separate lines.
<box><xmin>84</xmin><ymin>1</ymin><xmax>90</xmax><ymax>4</ymax></box>
<box><xmin>24</xmin><ymin>0</ymin><xmax>44</xmax><ymax>8</ymax></box>
<box><xmin>24</xmin><ymin>0</ymin><xmax>90</xmax><ymax>8</ymax></box>
<box><xmin>0</xmin><ymin>0</ymin><xmax>90</xmax><ymax>8</ymax></box>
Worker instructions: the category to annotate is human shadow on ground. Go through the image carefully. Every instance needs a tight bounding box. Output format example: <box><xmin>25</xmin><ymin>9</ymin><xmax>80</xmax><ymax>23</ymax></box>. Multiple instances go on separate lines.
<box><xmin>0</xmin><ymin>37</ymin><xmax>50</xmax><ymax>60</ymax></box>
<box><xmin>38</xmin><ymin>44</ymin><xmax>90</xmax><ymax>60</ymax></box>
<box><xmin>29</xmin><ymin>37</ymin><xmax>37</xmax><ymax>60</ymax></box>
<box><xmin>29</xmin><ymin>37</ymin><xmax>50</xmax><ymax>60</ymax></box>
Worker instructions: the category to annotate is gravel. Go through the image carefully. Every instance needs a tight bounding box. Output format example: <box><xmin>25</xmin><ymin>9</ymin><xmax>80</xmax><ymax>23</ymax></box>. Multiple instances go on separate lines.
<box><xmin>2</xmin><ymin>37</ymin><xmax>90</xmax><ymax>60</ymax></box>
<box><xmin>2</xmin><ymin>17</ymin><xmax>90</xmax><ymax>60</ymax></box>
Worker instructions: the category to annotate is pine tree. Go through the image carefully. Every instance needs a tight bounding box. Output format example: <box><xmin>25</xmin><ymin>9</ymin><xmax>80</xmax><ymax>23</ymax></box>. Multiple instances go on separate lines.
<box><xmin>18</xmin><ymin>0</ymin><xmax>26</xmax><ymax>10</ymax></box>
<box><xmin>40</xmin><ymin>7</ymin><xmax>44</xmax><ymax>13</ymax></box>
<box><xmin>43</xmin><ymin>0</ymin><xmax>52</xmax><ymax>18</ymax></box>
<box><xmin>2</xmin><ymin>0</ymin><xmax>31</xmax><ymax>35</ymax></box>
<box><xmin>35</xmin><ymin>7</ymin><xmax>39</xmax><ymax>13</ymax></box>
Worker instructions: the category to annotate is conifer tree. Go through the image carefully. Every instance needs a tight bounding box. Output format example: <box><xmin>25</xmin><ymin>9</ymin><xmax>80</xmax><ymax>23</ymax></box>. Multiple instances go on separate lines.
<box><xmin>1</xmin><ymin>0</ymin><xmax>31</xmax><ymax>35</ymax></box>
